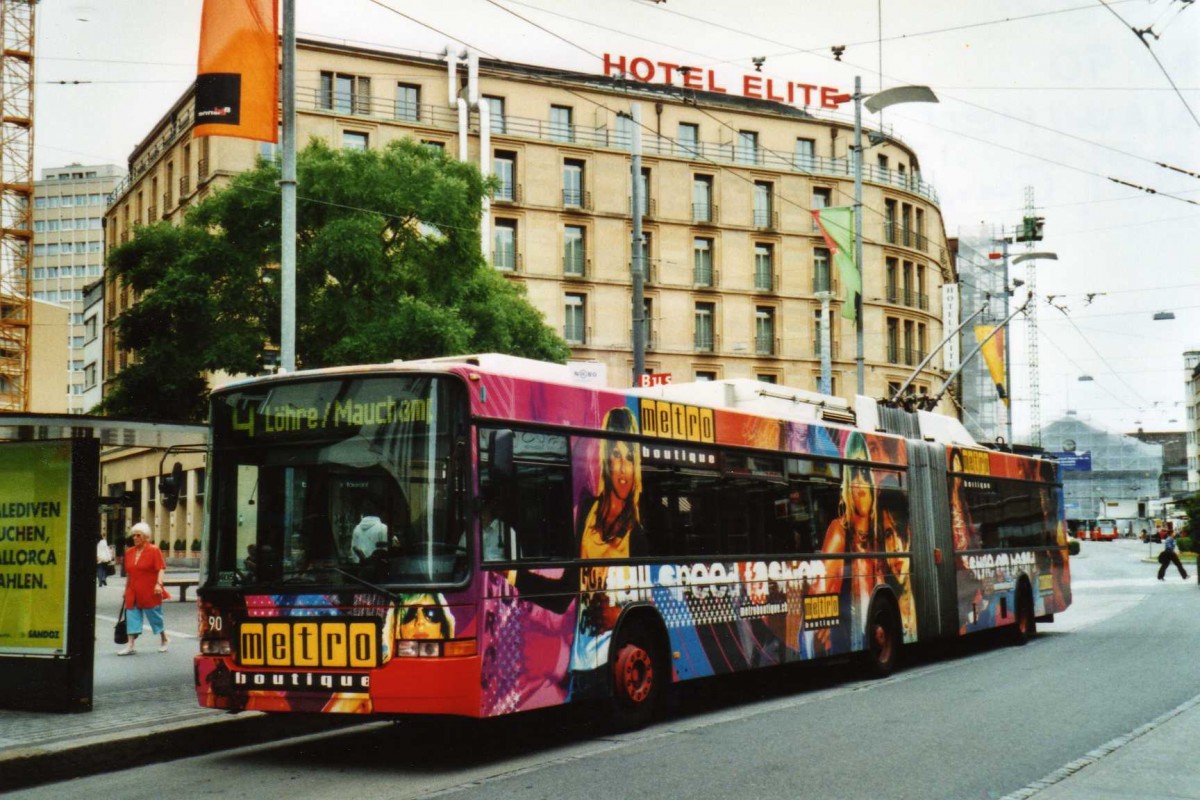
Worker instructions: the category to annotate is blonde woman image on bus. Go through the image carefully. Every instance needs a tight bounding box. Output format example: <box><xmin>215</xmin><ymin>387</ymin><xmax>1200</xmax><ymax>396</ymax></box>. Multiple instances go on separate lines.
<box><xmin>813</xmin><ymin>431</ymin><xmax>881</xmax><ymax>655</ymax></box>
<box><xmin>573</xmin><ymin>406</ymin><xmax>646</xmax><ymax>691</ymax></box>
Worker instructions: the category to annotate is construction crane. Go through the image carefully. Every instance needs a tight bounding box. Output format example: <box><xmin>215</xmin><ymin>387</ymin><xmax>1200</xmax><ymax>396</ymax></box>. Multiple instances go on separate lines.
<box><xmin>0</xmin><ymin>0</ymin><xmax>35</xmax><ymax>412</ymax></box>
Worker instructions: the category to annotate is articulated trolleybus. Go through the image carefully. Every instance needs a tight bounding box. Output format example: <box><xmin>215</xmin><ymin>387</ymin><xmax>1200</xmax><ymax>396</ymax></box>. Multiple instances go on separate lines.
<box><xmin>195</xmin><ymin>354</ymin><xmax>1070</xmax><ymax>725</ymax></box>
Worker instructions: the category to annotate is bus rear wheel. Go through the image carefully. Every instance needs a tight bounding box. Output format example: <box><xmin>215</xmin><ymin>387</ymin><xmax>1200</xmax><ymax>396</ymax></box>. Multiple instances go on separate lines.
<box><xmin>609</xmin><ymin>622</ymin><xmax>662</xmax><ymax>730</ymax></box>
<box><xmin>1010</xmin><ymin>583</ymin><xmax>1036</xmax><ymax>646</ymax></box>
<box><xmin>861</xmin><ymin>599</ymin><xmax>900</xmax><ymax>678</ymax></box>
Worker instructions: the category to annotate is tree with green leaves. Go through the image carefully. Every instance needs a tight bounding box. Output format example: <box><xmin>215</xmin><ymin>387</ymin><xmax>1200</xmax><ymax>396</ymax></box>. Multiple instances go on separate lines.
<box><xmin>101</xmin><ymin>138</ymin><xmax>569</xmax><ymax>421</ymax></box>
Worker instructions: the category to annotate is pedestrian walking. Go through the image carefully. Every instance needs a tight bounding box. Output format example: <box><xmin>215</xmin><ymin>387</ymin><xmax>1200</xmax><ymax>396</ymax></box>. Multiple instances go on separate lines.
<box><xmin>117</xmin><ymin>521</ymin><xmax>170</xmax><ymax>655</ymax></box>
<box><xmin>96</xmin><ymin>532</ymin><xmax>114</xmax><ymax>587</ymax></box>
<box><xmin>1157</xmin><ymin>531</ymin><xmax>1189</xmax><ymax>581</ymax></box>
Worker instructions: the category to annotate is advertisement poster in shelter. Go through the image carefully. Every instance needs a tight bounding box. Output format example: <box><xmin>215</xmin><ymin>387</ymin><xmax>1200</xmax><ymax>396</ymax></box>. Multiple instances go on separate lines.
<box><xmin>0</xmin><ymin>440</ymin><xmax>73</xmax><ymax>654</ymax></box>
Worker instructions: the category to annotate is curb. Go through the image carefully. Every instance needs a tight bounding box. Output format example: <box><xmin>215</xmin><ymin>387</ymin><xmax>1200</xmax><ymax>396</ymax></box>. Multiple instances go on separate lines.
<box><xmin>0</xmin><ymin>711</ymin><xmax>363</xmax><ymax>791</ymax></box>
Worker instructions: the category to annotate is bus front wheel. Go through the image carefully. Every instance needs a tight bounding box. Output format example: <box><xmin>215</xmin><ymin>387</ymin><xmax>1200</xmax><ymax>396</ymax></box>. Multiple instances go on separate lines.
<box><xmin>862</xmin><ymin>599</ymin><xmax>900</xmax><ymax>678</ymax></box>
<box><xmin>609</xmin><ymin>622</ymin><xmax>662</xmax><ymax>730</ymax></box>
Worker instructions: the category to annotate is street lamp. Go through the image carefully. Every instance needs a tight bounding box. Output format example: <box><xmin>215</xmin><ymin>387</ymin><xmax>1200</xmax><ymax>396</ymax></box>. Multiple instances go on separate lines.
<box><xmin>853</xmin><ymin>77</ymin><xmax>938</xmax><ymax>395</ymax></box>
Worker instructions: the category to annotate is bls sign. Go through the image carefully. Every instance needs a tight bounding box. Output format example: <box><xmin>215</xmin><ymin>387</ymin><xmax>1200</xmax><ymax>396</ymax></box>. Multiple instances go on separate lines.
<box><xmin>239</xmin><ymin>620</ymin><xmax>379</xmax><ymax>668</ymax></box>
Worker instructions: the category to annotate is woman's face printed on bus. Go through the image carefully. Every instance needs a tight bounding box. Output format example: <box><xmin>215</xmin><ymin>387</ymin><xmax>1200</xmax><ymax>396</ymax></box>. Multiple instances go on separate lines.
<box><xmin>399</xmin><ymin>595</ymin><xmax>447</xmax><ymax>640</ymax></box>
<box><xmin>849</xmin><ymin>463</ymin><xmax>873</xmax><ymax>518</ymax></box>
<box><xmin>608</xmin><ymin>440</ymin><xmax>635</xmax><ymax>502</ymax></box>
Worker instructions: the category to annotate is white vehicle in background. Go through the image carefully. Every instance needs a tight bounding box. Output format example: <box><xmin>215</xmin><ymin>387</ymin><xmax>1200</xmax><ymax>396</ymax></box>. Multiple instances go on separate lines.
<box><xmin>1093</xmin><ymin>518</ymin><xmax>1120</xmax><ymax>541</ymax></box>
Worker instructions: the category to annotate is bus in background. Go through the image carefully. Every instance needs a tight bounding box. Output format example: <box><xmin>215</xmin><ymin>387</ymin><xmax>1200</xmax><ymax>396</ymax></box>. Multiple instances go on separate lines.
<box><xmin>1093</xmin><ymin>518</ymin><xmax>1120</xmax><ymax>541</ymax></box>
<box><xmin>192</xmin><ymin>354</ymin><xmax>1070</xmax><ymax>726</ymax></box>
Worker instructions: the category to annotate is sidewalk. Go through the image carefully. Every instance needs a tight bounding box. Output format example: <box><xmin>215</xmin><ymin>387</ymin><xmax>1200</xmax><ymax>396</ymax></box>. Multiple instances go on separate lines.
<box><xmin>0</xmin><ymin>573</ymin><xmax>357</xmax><ymax>792</ymax></box>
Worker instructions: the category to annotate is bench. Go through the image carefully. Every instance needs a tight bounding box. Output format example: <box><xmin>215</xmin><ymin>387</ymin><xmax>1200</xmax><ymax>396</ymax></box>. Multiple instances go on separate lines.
<box><xmin>163</xmin><ymin>576</ymin><xmax>199</xmax><ymax>603</ymax></box>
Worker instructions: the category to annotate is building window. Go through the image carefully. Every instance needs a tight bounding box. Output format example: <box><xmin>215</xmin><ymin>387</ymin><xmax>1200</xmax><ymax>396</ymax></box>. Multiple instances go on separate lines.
<box><xmin>692</xmin><ymin>174</ymin><xmax>714</xmax><ymax>222</ymax></box>
<box><xmin>678</xmin><ymin>122</ymin><xmax>699</xmax><ymax>157</ymax></box>
<box><xmin>754</xmin><ymin>188</ymin><xmax>775</xmax><ymax>235</ymax></box>
<box><xmin>634</xmin><ymin>167</ymin><xmax>651</xmax><ymax>217</ymax></box>
<box><xmin>494</xmin><ymin>219</ymin><xmax>517</xmax><ymax>271</ymax></box>
<box><xmin>754</xmin><ymin>243</ymin><xmax>773</xmax><ymax>291</ymax></box>
<box><xmin>483</xmin><ymin>95</ymin><xmax>506</xmax><ymax>133</ymax></box>
<box><xmin>918</xmin><ymin>323</ymin><xmax>928</xmax><ymax>362</ymax></box>
<box><xmin>736</xmin><ymin>130</ymin><xmax>758</xmax><ymax>164</ymax></box>
<box><xmin>694</xmin><ymin>302</ymin><xmax>715</xmax><ymax>352</ymax></box>
<box><xmin>757</xmin><ymin>374</ymin><xmax>778</xmax><ymax>384</ymax></box>
<box><xmin>550</xmin><ymin>105</ymin><xmax>574</xmax><ymax>142</ymax></box>
<box><xmin>494</xmin><ymin>151</ymin><xmax>516</xmax><ymax>201</ymax></box>
<box><xmin>755</xmin><ymin>307</ymin><xmax>775</xmax><ymax>355</ymax></box>
<box><xmin>695</xmin><ymin>370</ymin><xmax>717</xmax><ymax>381</ymax></box>
<box><xmin>813</xmin><ymin>247</ymin><xmax>832</xmax><ymax>292</ymax></box>
<box><xmin>321</xmin><ymin>71</ymin><xmax>371</xmax><ymax>115</ymax></box>
<box><xmin>563</xmin><ymin>225</ymin><xmax>586</xmax><ymax>276</ymax></box>
<box><xmin>395</xmin><ymin>83</ymin><xmax>420</xmax><ymax>121</ymax></box>
<box><xmin>795</xmin><ymin>137</ymin><xmax>815</xmax><ymax>169</ymax></box>
<box><xmin>887</xmin><ymin>317</ymin><xmax>900</xmax><ymax>363</ymax></box>
<box><xmin>916</xmin><ymin>264</ymin><xmax>927</xmax><ymax>310</ymax></box>
<box><xmin>886</xmin><ymin>257</ymin><xmax>899</xmax><ymax>303</ymax></box>
<box><xmin>83</xmin><ymin>362</ymin><xmax>97</xmax><ymax>391</ymax></box>
<box><xmin>693</xmin><ymin>237</ymin><xmax>714</xmax><ymax>286</ymax></box>
<box><xmin>84</xmin><ymin>314</ymin><xmax>98</xmax><ymax>344</ymax></box>
<box><xmin>564</xmin><ymin>293</ymin><xmax>586</xmax><ymax>343</ymax></box>
<box><xmin>342</xmin><ymin>130</ymin><xmax>369</xmax><ymax>150</ymax></box>
<box><xmin>903</xmin><ymin>320</ymin><xmax>915</xmax><ymax>365</ymax></box>
<box><xmin>885</xmin><ymin>199</ymin><xmax>898</xmax><ymax>243</ymax></box>
<box><xmin>563</xmin><ymin>159</ymin><xmax>585</xmax><ymax>207</ymax></box>
<box><xmin>641</xmin><ymin>298</ymin><xmax>653</xmax><ymax>350</ymax></box>
<box><xmin>812</xmin><ymin>187</ymin><xmax>832</xmax><ymax>231</ymax></box>
<box><xmin>902</xmin><ymin>260</ymin><xmax>913</xmax><ymax>306</ymax></box>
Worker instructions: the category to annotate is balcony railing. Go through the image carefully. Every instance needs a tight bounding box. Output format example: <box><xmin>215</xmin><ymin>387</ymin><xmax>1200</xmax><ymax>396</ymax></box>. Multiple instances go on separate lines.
<box><xmin>562</xmin><ymin>255</ymin><xmax>589</xmax><ymax>277</ymax></box>
<box><xmin>563</xmin><ymin>189</ymin><xmax>591</xmax><ymax>210</ymax></box>
<box><xmin>754</xmin><ymin>270</ymin><xmax>776</xmax><ymax>292</ymax></box>
<box><xmin>812</xmin><ymin>340</ymin><xmax>840</xmax><ymax>359</ymax></box>
<box><xmin>755</xmin><ymin>335</ymin><xmax>777</xmax><ymax>356</ymax></box>
<box><xmin>692</xmin><ymin>203</ymin><xmax>719</xmax><ymax>224</ymax></box>
<box><xmin>179</xmin><ymin>174</ymin><xmax>190</xmax><ymax>196</ymax></box>
<box><xmin>694</xmin><ymin>331</ymin><xmax>715</xmax><ymax>352</ymax></box>
<box><xmin>107</xmin><ymin>88</ymin><xmax>939</xmax><ymax>209</ymax></box>
<box><xmin>753</xmin><ymin>209</ymin><xmax>778</xmax><ymax>230</ymax></box>
<box><xmin>693</xmin><ymin>267</ymin><xmax>719</xmax><ymax>288</ymax></box>
<box><xmin>629</xmin><ymin>197</ymin><xmax>657</xmax><ymax>218</ymax></box>
<box><xmin>494</xmin><ymin>182</ymin><xmax>523</xmax><ymax>203</ymax></box>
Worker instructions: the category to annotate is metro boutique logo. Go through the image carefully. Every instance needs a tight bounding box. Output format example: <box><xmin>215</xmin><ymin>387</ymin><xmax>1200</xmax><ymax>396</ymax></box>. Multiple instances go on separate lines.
<box><xmin>194</xmin><ymin>72</ymin><xmax>242</xmax><ymax>125</ymax></box>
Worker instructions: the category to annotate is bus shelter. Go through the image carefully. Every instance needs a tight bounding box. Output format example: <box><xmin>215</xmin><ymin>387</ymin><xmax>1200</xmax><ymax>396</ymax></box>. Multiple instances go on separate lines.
<box><xmin>0</xmin><ymin>414</ymin><xmax>206</xmax><ymax>712</ymax></box>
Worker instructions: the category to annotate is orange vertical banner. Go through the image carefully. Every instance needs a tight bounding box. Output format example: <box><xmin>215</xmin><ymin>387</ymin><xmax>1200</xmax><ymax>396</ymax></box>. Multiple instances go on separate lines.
<box><xmin>194</xmin><ymin>0</ymin><xmax>279</xmax><ymax>142</ymax></box>
<box><xmin>975</xmin><ymin>325</ymin><xmax>1009</xmax><ymax>406</ymax></box>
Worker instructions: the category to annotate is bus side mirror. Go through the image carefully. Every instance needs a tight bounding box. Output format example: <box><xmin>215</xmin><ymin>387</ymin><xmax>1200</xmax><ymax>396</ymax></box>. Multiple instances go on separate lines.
<box><xmin>159</xmin><ymin>462</ymin><xmax>184</xmax><ymax>512</ymax></box>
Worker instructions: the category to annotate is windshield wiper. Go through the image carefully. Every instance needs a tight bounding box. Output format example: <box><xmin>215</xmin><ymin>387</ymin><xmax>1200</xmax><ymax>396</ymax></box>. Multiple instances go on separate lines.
<box><xmin>329</xmin><ymin>566</ymin><xmax>405</xmax><ymax>602</ymax></box>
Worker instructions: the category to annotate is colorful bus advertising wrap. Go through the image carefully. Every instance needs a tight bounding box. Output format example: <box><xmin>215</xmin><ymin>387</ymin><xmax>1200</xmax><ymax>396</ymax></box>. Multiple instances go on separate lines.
<box><xmin>947</xmin><ymin>446</ymin><xmax>1071</xmax><ymax>634</ymax></box>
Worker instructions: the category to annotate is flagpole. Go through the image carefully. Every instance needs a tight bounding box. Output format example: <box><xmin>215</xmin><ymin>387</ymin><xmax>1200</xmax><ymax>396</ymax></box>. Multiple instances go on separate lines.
<box><xmin>280</xmin><ymin>0</ymin><xmax>297</xmax><ymax>373</ymax></box>
<box><xmin>853</xmin><ymin>75</ymin><xmax>864</xmax><ymax>396</ymax></box>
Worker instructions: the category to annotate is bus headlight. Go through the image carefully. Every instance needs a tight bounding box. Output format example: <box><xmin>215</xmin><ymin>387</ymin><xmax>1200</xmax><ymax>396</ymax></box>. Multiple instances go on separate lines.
<box><xmin>200</xmin><ymin>639</ymin><xmax>232</xmax><ymax>656</ymax></box>
<box><xmin>395</xmin><ymin>639</ymin><xmax>477</xmax><ymax>658</ymax></box>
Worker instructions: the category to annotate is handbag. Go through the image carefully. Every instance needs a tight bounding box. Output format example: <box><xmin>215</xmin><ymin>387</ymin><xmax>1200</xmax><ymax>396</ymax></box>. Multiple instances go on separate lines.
<box><xmin>114</xmin><ymin>605</ymin><xmax>128</xmax><ymax>645</ymax></box>
<box><xmin>103</xmin><ymin>561</ymin><xmax>116</xmax><ymax>576</ymax></box>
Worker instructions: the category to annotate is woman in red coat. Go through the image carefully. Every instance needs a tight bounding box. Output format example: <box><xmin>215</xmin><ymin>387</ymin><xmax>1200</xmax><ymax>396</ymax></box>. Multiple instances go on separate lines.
<box><xmin>118</xmin><ymin>521</ymin><xmax>169</xmax><ymax>655</ymax></box>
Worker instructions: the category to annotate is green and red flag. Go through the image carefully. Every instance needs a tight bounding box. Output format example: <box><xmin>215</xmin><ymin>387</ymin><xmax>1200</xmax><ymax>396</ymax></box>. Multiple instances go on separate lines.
<box><xmin>812</xmin><ymin>206</ymin><xmax>859</xmax><ymax>320</ymax></box>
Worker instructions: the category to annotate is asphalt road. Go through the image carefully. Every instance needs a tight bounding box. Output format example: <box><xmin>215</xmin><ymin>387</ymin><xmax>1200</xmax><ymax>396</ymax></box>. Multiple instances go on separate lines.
<box><xmin>15</xmin><ymin>540</ymin><xmax>1197</xmax><ymax>800</ymax></box>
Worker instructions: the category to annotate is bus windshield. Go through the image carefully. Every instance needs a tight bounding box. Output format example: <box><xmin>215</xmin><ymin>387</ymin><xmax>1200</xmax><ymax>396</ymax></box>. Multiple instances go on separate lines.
<box><xmin>207</xmin><ymin>374</ymin><xmax>467</xmax><ymax>590</ymax></box>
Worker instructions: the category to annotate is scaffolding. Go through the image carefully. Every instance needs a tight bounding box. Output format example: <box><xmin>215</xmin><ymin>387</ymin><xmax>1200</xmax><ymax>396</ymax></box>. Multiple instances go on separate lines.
<box><xmin>0</xmin><ymin>0</ymin><xmax>34</xmax><ymax>412</ymax></box>
<box><xmin>1043</xmin><ymin>416</ymin><xmax>1162</xmax><ymax>528</ymax></box>
<box><xmin>954</xmin><ymin>228</ymin><xmax>1008</xmax><ymax>445</ymax></box>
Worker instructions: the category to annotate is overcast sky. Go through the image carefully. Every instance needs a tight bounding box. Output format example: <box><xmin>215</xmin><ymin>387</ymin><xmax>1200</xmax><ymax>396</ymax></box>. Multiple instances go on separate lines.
<box><xmin>36</xmin><ymin>0</ymin><xmax>1200</xmax><ymax>441</ymax></box>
